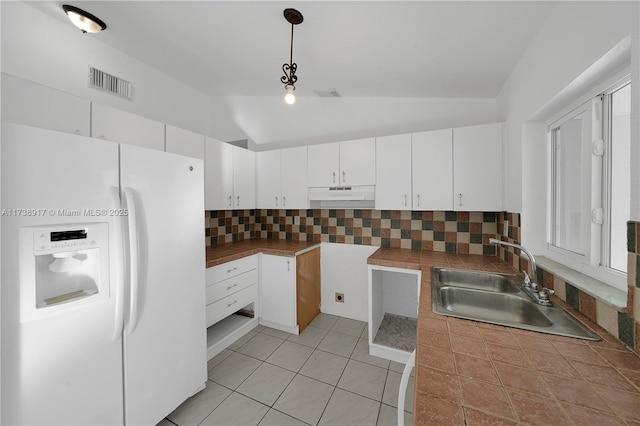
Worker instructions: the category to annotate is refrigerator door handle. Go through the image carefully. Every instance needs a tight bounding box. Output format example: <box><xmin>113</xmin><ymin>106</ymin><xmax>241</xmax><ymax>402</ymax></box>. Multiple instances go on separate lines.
<box><xmin>124</xmin><ymin>187</ymin><xmax>140</xmax><ymax>335</ymax></box>
<box><xmin>110</xmin><ymin>187</ymin><xmax>126</xmax><ymax>341</ymax></box>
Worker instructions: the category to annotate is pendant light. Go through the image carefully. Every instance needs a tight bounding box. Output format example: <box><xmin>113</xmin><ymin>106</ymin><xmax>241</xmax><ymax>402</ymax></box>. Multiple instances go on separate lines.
<box><xmin>63</xmin><ymin>5</ymin><xmax>107</xmax><ymax>33</ymax></box>
<box><xmin>280</xmin><ymin>8</ymin><xmax>303</xmax><ymax>105</ymax></box>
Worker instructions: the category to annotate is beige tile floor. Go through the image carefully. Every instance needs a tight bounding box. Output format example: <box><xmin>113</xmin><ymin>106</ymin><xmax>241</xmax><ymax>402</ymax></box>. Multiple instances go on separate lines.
<box><xmin>159</xmin><ymin>313</ymin><xmax>413</xmax><ymax>426</ymax></box>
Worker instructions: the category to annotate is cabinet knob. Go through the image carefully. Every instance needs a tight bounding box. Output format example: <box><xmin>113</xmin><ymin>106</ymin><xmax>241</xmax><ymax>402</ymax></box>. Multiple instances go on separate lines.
<box><xmin>458</xmin><ymin>193</ymin><xmax>463</xmax><ymax>206</ymax></box>
<box><xmin>228</xmin><ymin>195</ymin><xmax>232</xmax><ymax>207</ymax></box>
<box><xmin>287</xmin><ymin>260</ymin><xmax>290</xmax><ymax>271</ymax></box>
<box><xmin>275</xmin><ymin>196</ymin><xmax>279</xmax><ymax>206</ymax></box>
<box><xmin>282</xmin><ymin>196</ymin><xmax>286</xmax><ymax>207</ymax></box>
<box><xmin>236</xmin><ymin>195</ymin><xmax>240</xmax><ymax>206</ymax></box>
<box><xmin>416</xmin><ymin>194</ymin><xmax>420</xmax><ymax>207</ymax></box>
<box><xmin>342</xmin><ymin>171</ymin><xmax>346</xmax><ymax>183</ymax></box>
<box><xmin>404</xmin><ymin>194</ymin><xmax>407</xmax><ymax>206</ymax></box>
<box><xmin>332</xmin><ymin>172</ymin><xmax>336</xmax><ymax>183</ymax></box>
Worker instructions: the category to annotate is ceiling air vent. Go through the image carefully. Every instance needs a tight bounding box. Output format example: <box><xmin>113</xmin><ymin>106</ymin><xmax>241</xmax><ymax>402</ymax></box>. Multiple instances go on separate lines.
<box><xmin>89</xmin><ymin>66</ymin><xmax>132</xmax><ymax>100</ymax></box>
<box><xmin>314</xmin><ymin>89</ymin><xmax>341</xmax><ymax>98</ymax></box>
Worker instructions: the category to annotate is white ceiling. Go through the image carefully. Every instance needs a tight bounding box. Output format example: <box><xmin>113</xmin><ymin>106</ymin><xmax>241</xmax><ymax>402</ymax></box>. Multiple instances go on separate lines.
<box><xmin>28</xmin><ymin>1</ymin><xmax>555</xmax><ymax>99</ymax></box>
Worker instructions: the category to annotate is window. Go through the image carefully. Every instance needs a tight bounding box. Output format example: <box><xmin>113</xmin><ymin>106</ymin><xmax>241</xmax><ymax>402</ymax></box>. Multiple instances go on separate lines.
<box><xmin>548</xmin><ymin>77</ymin><xmax>630</xmax><ymax>283</ymax></box>
<box><xmin>604</xmin><ymin>82</ymin><xmax>631</xmax><ymax>272</ymax></box>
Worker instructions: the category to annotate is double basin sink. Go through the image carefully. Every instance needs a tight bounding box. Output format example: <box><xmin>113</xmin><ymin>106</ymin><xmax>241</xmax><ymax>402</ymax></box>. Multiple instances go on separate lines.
<box><xmin>431</xmin><ymin>268</ymin><xmax>601</xmax><ymax>340</ymax></box>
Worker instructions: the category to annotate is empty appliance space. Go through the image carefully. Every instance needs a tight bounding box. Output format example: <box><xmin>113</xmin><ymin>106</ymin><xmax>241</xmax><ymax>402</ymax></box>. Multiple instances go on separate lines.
<box><xmin>368</xmin><ymin>266</ymin><xmax>421</xmax><ymax>363</ymax></box>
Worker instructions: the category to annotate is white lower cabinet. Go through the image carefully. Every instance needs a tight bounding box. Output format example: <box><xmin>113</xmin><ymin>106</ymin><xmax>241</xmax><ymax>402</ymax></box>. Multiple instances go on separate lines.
<box><xmin>205</xmin><ymin>255</ymin><xmax>259</xmax><ymax>360</ymax></box>
<box><xmin>260</xmin><ymin>254</ymin><xmax>298</xmax><ymax>334</ymax></box>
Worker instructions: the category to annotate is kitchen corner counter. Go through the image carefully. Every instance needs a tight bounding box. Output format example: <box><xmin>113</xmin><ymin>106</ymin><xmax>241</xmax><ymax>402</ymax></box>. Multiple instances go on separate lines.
<box><xmin>367</xmin><ymin>247</ymin><xmax>640</xmax><ymax>425</ymax></box>
<box><xmin>206</xmin><ymin>239</ymin><xmax>320</xmax><ymax>268</ymax></box>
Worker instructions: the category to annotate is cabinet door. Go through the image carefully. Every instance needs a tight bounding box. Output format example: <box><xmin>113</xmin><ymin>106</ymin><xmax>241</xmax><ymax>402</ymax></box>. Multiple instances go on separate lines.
<box><xmin>281</xmin><ymin>146</ymin><xmax>308</xmax><ymax>209</ymax></box>
<box><xmin>260</xmin><ymin>255</ymin><xmax>296</xmax><ymax>331</ymax></box>
<box><xmin>307</xmin><ymin>142</ymin><xmax>340</xmax><ymax>187</ymax></box>
<box><xmin>1</xmin><ymin>74</ymin><xmax>90</xmax><ymax>136</ymax></box>
<box><xmin>91</xmin><ymin>103</ymin><xmax>165</xmax><ymax>151</ymax></box>
<box><xmin>233</xmin><ymin>146</ymin><xmax>256</xmax><ymax>209</ymax></box>
<box><xmin>256</xmin><ymin>150</ymin><xmax>282</xmax><ymax>209</ymax></box>
<box><xmin>339</xmin><ymin>138</ymin><xmax>376</xmax><ymax>186</ymax></box>
<box><xmin>205</xmin><ymin>137</ymin><xmax>234</xmax><ymax>210</ymax></box>
<box><xmin>375</xmin><ymin>134</ymin><xmax>412</xmax><ymax>210</ymax></box>
<box><xmin>453</xmin><ymin>123</ymin><xmax>503</xmax><ymax>211</ymax></box>
<box><xmin>412</xmin><ymin>129</ymin><xmax>454</xmax><ymax>211</ymax></box>
<box><xmin>165</xmin><ymin>124</ymin><xmax>205</xmax><ymax>159</ymax></box>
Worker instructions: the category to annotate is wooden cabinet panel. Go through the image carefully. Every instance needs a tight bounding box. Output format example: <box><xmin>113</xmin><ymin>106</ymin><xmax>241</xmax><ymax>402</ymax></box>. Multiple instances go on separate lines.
<box><xmin>296</xmin><ymin>248</ymin><xmax>321</xmax><ymax>333</ymax></box>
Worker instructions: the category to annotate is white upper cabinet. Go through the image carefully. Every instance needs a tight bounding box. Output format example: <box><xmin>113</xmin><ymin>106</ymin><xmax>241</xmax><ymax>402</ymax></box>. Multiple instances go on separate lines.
<box><xmin>165</xmin><ymin>124</ymin><xmax>205</xmax><ymax>159</ymax></box>
<box><xmin>2</xmin><ymin>74</ymin><xmax>90</xmax><ymax>136</ymax></box>
<box><xmin>256</xmin><ymin>146</ymin><xmax>308</xmax><ymax>210</ymax></box>
<box><xmin>281</xmin><ymin>146</ymin><xmax>308</xmax><ymax>209</ymax></box>
<box><xmin>307</xmin><ymin>142</ymin><xmax>340</xmax><ymax>187</ymax></box>
<box><xmin>205</xmin><ymin>137</ymin><xmax>234</xmax><ymax>210</ymax></box>
<box><xmin>375</xmin><ymin>134</ymin><xmax>412</xmax><ymax>210</ymax></box>
<box><xmin>453</xmin><ymin>123</ymin><xmax>503</xmax><ymax>211</ymax></box>
<box><xmin>338</xmin><ymin>138</ymin><xmax>376</xmax><ymax>186</ymax></box>
<box><xmin>91</xmin><ymin>103</ymin><xmax>165</xmax><ymax>151</ymax></box>
<box><xmin>307</xmin><ymin>138</ymin><xmax>375</xmax><ymax>187</ymax></box>
<box><xmin>233</xmin><ymin>146</ymin><xmax>256</xmax><ymax>209</ymax></box>
<box><xmin>205</xmin><ymin>138</ymin><xmax>255</xmax><ymax>210</ymax></box>
<box><xmin>256</xmin><ymin>150</ymin><xmax>282</xmax><ymax>209</ymax></box>
<box><xmin>412</xmin><ymin>129</ymin><xmax>454</xmax><ymax>211</ymax></box>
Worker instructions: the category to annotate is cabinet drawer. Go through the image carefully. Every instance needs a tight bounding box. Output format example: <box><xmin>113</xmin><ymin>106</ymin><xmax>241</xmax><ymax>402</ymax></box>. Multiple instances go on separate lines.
<box><xmin>206</xmin><ymin>284</ymin><xmax>258</xmax><ymax>328</ymax></box>
<box><xmin>206</xmin><ymin>269</ymin><xmax>258</xmax><ymax>305</ymax></box>
<box><xmin>207</xmin><ymin>255</ymin><xmax>258</xmax><ymax>284</ymax></box>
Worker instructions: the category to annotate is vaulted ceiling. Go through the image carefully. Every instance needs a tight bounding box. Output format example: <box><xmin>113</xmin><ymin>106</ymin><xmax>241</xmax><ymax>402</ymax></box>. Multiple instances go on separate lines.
<box><xmin>28</xmin><ymin>1</ymin><xmax>554</xmax><ymax>99</ymax></box>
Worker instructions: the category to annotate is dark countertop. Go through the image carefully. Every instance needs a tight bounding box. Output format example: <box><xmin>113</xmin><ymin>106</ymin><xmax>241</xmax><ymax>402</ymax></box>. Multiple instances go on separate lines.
<box><xmin>367</xmin><ymin>247</ymin><xmax>640</xmax><ymax>425</ymax></box>
<box><xmin>206</xmin><ymin>239</ymin><xmax>320</xmax><ymax>268</ymax></box>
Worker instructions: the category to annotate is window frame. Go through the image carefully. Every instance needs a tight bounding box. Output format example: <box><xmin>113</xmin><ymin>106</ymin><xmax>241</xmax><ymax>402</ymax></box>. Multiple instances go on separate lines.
<box><xmin>544</xmin><ymin>69</ymin><xmax>630</xmax><ymax>291</ymax></box>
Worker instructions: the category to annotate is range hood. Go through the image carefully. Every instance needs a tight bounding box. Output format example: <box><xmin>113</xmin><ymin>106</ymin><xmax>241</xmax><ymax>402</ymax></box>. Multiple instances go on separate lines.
<box><xmin>308</xmin><ymin>185</ymin><xmax>375</xmax><ymax>208</ymax></box>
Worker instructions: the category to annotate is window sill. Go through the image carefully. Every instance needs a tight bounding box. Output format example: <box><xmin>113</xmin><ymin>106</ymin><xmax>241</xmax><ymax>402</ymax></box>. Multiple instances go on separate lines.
<box><xmin>536</xmin><ymin>256</ymin><xmax>627</xmax><ymax>311</ymax></box>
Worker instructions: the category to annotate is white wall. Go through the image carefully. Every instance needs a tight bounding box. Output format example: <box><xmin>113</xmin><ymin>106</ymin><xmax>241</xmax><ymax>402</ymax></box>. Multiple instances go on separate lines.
<box><xmin>496</xmin><ymin>1</ymin><xmax>640</xmax><ymax>252</ymax></box>
<box><xmin>1</xmin><ymin>2</ymin><xmax>215</xmax><ymax>138</ymax></box>
<box><xmin>320</xmin><ymin>243</ymin><xmax>378</xmax><ymax>322</ymax></box>
<box><xmin>1</xmin><ymin>2</ymin><xmax>497</xmax><ymax>149</ymax></box>
<box><xmin>224</xmin><ymin>96</ymin><xmax>497</xmax><ymax>150</ymax></box>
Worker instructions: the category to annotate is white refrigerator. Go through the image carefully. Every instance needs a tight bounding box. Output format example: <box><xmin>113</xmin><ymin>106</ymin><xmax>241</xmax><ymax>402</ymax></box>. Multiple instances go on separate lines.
<box><xmin>1</xmin><ymin>123</ymin><xmax>207</xmax><ymax>425</ymax></box>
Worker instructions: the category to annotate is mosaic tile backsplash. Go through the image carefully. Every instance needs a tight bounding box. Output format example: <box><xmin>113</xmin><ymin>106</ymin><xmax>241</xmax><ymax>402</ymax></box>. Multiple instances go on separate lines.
<box><xmin>206</xmin><ymin>209</ymin><xmax>502</xmax><ymax>254</ymax></box>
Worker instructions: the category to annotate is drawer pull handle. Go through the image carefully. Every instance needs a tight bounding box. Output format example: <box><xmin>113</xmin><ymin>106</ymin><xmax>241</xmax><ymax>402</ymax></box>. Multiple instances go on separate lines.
<box><xmin>227</xmin><ymin>300</ymin><xmax>238</xmax><ymax>308</ymax></box>
<box><xmin>227</xmin><ymin>283</ymin><xmax>238</xmax><ymax>290</ymax></box>
<box><xmin>227</xmin><ymin>267</ymin><xmax>237</xmax><ymax>273</ymax></box>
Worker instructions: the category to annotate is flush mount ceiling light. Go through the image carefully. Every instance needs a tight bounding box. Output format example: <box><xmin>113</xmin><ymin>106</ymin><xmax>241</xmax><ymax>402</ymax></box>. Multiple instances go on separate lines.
<box><xmin>63</xmin><ymin>5</ymin><xmax>107</xmax><ymax>33</ymax></box>
<box><xmin>281</xmin><ymin>8</ymin><xmax>303</xmax><ymax>105</ymax></box>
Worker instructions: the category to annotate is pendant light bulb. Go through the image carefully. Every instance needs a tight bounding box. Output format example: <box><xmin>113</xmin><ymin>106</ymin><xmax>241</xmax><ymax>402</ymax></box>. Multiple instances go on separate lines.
<box><xmin>285</xmin><ymin>86</ymin><xmax>296</xmax><ymax>105</ymax></box>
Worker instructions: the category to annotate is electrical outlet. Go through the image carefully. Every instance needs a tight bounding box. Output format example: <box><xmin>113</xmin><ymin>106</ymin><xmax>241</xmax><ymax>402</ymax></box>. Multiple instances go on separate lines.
<box><xmin>335</xmin><ymin>292</ymin><xmax>344</xmax><ymax>303</ymax></box>
<box><xmin>294</xmin><ymin>216</ymin><xmax>300</xmax><ymax>225</ymax></box>
<box><xmin>503</xmin><ymin>220</ymin><xmax>509</xmax><ymax>237</ymax></box>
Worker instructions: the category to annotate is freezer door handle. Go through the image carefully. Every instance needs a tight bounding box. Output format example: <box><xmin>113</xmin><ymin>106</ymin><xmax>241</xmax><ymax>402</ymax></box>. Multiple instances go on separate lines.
<box><xmin>110</xmin><ymin>187</ymin><xmax>125</xmax><ymax>341</ymax></box>
<box><xmin>124</xmin><ymin>187</ymin><xmax>140</xmax><ymax>335</ymax></box>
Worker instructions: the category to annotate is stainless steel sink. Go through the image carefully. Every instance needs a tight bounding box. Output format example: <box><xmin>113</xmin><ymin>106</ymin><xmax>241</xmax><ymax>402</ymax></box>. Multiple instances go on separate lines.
<box><xmin>436</xmin><ymin>269</ymin><xmax>521</xmax><ymax>293</ymax></box>
<box><xmin>431</xmin><ymin>267</ymin><xmax>601</xmax><ymax>341</ymax></box>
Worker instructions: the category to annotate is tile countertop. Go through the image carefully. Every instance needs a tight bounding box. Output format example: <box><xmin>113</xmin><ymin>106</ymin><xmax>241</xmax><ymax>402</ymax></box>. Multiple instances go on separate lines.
<box><xmin>205</xmin><ymin>239</ymin><xmax>320</xmax><ymax>268</ymax></box>
<box><xmin>368</xmin><ymin>248</ymin><xmax>640</xmax><ymax>426</ymax></box>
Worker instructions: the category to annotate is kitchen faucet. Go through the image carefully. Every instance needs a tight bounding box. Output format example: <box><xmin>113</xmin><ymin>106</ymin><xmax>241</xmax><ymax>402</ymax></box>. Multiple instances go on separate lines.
<box><xmin>489</xmin><ymin>238</ymin><xmax>554</xmax><ymax>306</ymax></box>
